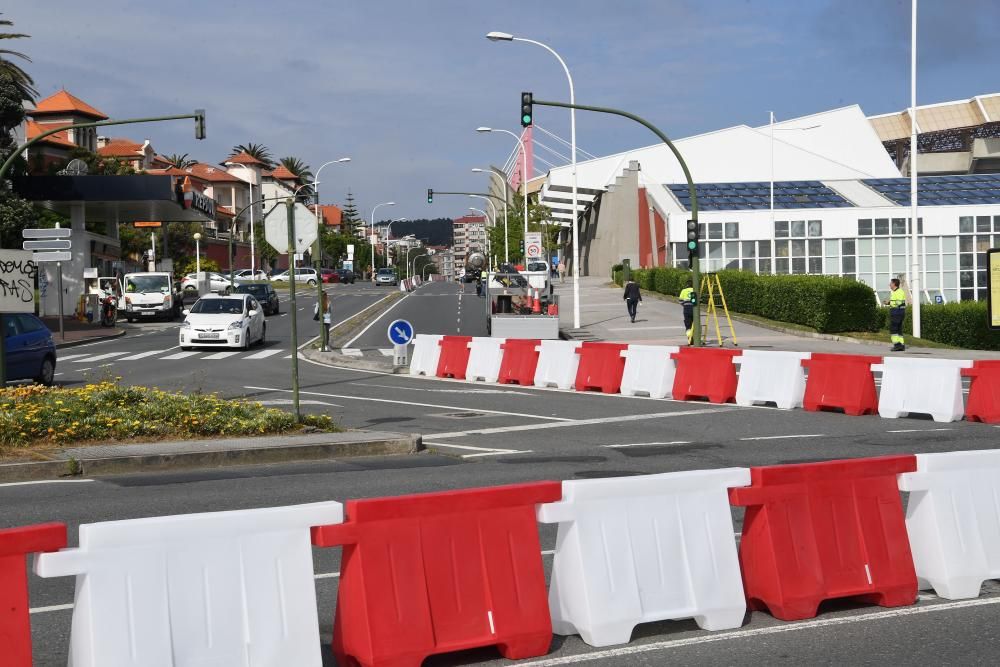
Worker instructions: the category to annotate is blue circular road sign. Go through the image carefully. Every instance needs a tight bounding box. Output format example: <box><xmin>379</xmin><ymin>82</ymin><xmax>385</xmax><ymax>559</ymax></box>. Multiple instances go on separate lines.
<box><xmin>387</xmin><ymin>319</ymin><xmax>415</xmax><ymax>345</ymax></box>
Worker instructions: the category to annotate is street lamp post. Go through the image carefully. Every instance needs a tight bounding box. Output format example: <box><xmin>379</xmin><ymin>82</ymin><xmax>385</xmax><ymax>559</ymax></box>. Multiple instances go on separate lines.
<box><xmin>310</xmin><ymin>158</ymin><xmax>351</xmax><ymax>352</ymax></box>
<box><xmin>472</xmin><ymin>168</ymin><xmax>509</xmax><ymax>263</ymax></box>
<box><xmin>476</xmin><ymin>128</ymin><xmax>529</xmax><ymax>262</ymax></box>
<box><xmin>409</xmin><ymin>251</ymin><xmax>428</xmax><ymax>282</ymax></box>
<box><xmin>384</xmin><ymin>217</ymin><xmax>407</xmax><ymax>268</ymax></box>
<box><xmin>370</xmin><ymin>201</ymin><xmax>396</xmax><ymax>280</ymax></box>
<box><xmin>486</xmin><ymin>31</ymin><xmax>580</xmax><ymax>329</ymax></box>
<box><xmin>193</xmin><ymin>232</ymin><xmax>202</xmax><ymax>274</ymax></box>
<box><xmin>469</xmin><ymin>195</ymin><xmax>498</xmax><ymax>259</ymax></box>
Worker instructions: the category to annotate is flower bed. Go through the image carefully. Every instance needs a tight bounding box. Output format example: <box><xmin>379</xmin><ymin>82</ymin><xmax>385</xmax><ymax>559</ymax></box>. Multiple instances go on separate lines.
<box><xmin>0</xmin><ymin>381</ymin><xmax>334</xmax><ymax>450</ymax></box>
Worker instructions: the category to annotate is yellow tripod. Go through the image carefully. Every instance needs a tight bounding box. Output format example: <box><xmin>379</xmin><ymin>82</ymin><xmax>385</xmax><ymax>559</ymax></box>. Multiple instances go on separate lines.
<box><xmin>697</xmin><ymin>273</ymin><xmax>738</xmax><ymax>347</ymax></box>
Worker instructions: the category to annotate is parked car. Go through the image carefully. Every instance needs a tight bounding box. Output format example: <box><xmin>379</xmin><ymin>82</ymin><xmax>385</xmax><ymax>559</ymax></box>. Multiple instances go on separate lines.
<box><xmin>233</xmin><ymin>282</ymin><xmax>280</xmax><ymax>315</ymax></box>
<box><xmin>234</xmin><ymin>268</ymin><xmax>268</xmax><ymax>282</ymax></box>
<box><xmin>375</xmin><ymin>267</ymin><xmax>399</xmax><ymax>286</ymax></box>
<box><xmin>320</xmin><ymin>268</ymin><xmax>341</xmax><ymax>284</ymax></box>
<box><xmin>336</xmin><ymin>269</ymin><xmax>356</xmax><ymax>284</ymax></box>
<box><xmin>2</xmin><ymin>313</ymin><xmax>56</xmax><ymax>385</ymax></box>
<box><xmin>180</xmin><ymin>272</ymin><xmax>235</xmax><ymax>294</ymax></box>
<box><xmin>270</xmin><ymin>268</ymin><xmax>319</xmax><ymax>286</ymax></box>
<box><xmin>179</xmin><ymin>294</ymin><xmax>266</xmax><ymax>350</ymax></box>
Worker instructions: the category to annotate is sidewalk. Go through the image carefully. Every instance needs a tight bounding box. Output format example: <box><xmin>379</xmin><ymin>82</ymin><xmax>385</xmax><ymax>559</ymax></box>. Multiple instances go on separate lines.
<box><xmin>554</xmin><ymin>276</ymin><xmax>997</xmax><ymax>360</ymax></box>
<box><xmin>41</xmin><ymin>316</ymin><xmax>125</xmax><ymax>348</ymax></box>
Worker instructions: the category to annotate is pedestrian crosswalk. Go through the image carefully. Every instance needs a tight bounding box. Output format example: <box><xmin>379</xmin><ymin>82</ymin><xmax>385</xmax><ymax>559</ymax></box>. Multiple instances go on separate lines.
<box><xmin>58</xmin><ymin>348</ymin><xmax>296</xmax><ymax>367</ymax></box>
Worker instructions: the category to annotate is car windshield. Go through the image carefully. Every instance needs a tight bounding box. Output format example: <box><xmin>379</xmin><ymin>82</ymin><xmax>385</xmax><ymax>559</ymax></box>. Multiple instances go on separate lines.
<box><xmin>126</xmin><ymin>275</ymin><xmax>170</xmax><ymax>293</ymax></box>
<box><xmin>377</xmin><ymin>269</ymin><xmax>395</xmax><ymax>276</ymax></box>
<box><xmin>526</xmin><ymin>262</ymin><xmax>547</xmax><ymax>272</ymax></box>
<box><xmin>190</xmin><ymin>299</ymin><xmax>244</xmax><ymax>315</ymax></box>
<box><xmin>235</xmin><ymin>285</ymin><xmax>266</xmax><ymax>297</ymax></box>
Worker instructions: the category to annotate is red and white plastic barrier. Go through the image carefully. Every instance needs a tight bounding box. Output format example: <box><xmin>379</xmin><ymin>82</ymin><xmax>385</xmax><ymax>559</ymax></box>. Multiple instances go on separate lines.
<box><xmin>466</xmin><ymin>337</ymin><xmax>506</xmax><ymax>383</ymax></box>
<box><xmin>735</xmin><ymin>350</ymin><xmax>811</xmax><ymax>410</ymax></box>
<box><xmin>534</xmin><ymin>340</ymin><xmax>582</xmax><ymax>390</ymax></box>
<box><xmin>409</xmin><ymin>334</ymin><xmax>444</xmax><ymax>376</ymax></box>
<box><xmin>619</xmin><ymin>344</ymin><xmax>679</xmax><ymax>399</ymax></box>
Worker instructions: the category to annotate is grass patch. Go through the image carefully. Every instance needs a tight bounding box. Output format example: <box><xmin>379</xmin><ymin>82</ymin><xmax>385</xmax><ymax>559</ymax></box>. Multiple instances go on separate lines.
<box><xmin>0</xmin><ymin>381</ymin><xmax>335</xmax><ymax>452</ymax></box>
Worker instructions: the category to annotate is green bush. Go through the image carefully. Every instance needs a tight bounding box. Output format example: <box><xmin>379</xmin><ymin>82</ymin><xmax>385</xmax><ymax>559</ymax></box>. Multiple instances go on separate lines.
<box><xmin>920</xmin><ymin>301</ymin><xmax>1000</xmax><ymax>350</ymax></box>
<box><xmin>652</xmin><ymin>267</ymin><xmax>692</xmax><ymax>296</ymax></box>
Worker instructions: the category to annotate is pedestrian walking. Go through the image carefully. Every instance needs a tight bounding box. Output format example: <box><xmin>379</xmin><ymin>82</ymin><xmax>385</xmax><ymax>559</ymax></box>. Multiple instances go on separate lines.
<box><xmin>886</xmin><ymin>278</ymin><xmax>906</xmax><ymax>352</ymax></box>
<box><xmin>623</xmin><ymin>277</ymin><xmax>641</xmax><ymax>323</ymax></box>
<box><xmin>313</xmin><ymin>289</ymin><xmax>333</xmax><ymax>325</ymax></box>
<box><xmin>679</xmin><ymin>279</ymin><xmax>696</xmax><ymax>344</ymax></box>
<box><xmin>558</xmin><ymin>261</ymin><xmax>566</xmax><ymax>284</ymax></box>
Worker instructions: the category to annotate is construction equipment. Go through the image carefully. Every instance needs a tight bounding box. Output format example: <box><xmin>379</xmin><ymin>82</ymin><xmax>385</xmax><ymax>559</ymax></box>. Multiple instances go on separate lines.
<box><xmin>698</xmin><ymin>273</ymin><xmax>738</xmax><ymax>347</ymax></box>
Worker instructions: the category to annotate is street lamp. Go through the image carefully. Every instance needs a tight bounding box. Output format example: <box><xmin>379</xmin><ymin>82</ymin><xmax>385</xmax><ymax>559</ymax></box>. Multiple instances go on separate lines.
<box><xmin>469</xmin><ymin>195</ymin><xmax>498</xmax><ymax>261</ymax></box>
<box><xmin>385</xmin><ymin>217</ymin><xmax>408</xmax><ymax>268</ymax></box>
<box><xmin>472</xmin><ymin>168</ymin><xmax>509</xmax><ymax>263</ymax></box>
<box><xmin>370</xmin><ymin>201</ymin><xmax>396</xmax><ymax>280</ymax></box>
<box><xmin>486</xmin><ymin>31</ymin><xmax>581</xmax><ymax>329</ymax></box>
<box><xmin>309</xmin><ymin>157</ymin><xmax>350</xmax><ymax>352</ymax></box>
<box><xmin>476</xmin><ymin>128</ymin><xmax>529</xmax><ymax>257</ymax></box>
<box><xmin>409</xmin><ymin>250</ymin><xmax>428</xmax><ymax>282</ymax></box>
<box><xmin>422</xmin><ymin>263</ymin><xmax>437</xmax><ymax>280</ymax></box>
<box><xmin>193</xmin><ymin>232</ymin><xmax>202</xmax><ymax>274</ymax></box>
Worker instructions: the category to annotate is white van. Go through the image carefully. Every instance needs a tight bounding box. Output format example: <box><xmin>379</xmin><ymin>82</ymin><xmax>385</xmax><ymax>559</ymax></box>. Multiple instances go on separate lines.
<box><xmin>122</xmin><ymin>272</ymin><xmax>180</xmax><ymax>322</ymax></box>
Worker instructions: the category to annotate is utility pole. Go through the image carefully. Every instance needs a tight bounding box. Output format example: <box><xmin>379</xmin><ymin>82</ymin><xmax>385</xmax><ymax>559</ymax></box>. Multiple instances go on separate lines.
<box><xmin>286</xmin><ymin>198</ymin><xmax>301</xmax><ymax>421</ymax></box>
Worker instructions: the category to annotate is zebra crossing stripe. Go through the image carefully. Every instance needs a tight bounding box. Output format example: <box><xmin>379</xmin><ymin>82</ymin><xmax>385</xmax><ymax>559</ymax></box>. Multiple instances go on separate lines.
<box><xmin>379</xmin><ymin>349</ymin><xmax>394</xmax><ymax>357</ymax></box>
<box><xmin>118</xmin><ymin>350</ymin><xmax>164</xmax><ymax>361</ymax></box>
<box><xmin>70</xmin><ymin>352</ymin><xmax>128</xmax><ymax>363</ymax></box>
<box><xmin>160</xmin><ymin>351</ymin><xmax>200</xmax><ymax>360</ymax></box>
<box><xmin>244</xmin><ymin>349</ymin><xmax>283</xmax><ymax>360</ymax></box>
<box><xmin>202</xmin><ymin>351</ymin><xmax>241</xmax><ymax>360</ymax></box>
<box><xmin>54</xmin><ymin>353</ymin><xmax>90</xmax><ymax>362</ymax></box>
<box><xmin>341</xmin><ymin>349</ymin><xmax>363</xmax><ymax>357</ymax></box>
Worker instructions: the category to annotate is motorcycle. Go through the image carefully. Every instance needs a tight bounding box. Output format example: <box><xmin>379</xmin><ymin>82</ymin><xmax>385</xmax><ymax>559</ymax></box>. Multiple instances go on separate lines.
<box><xmin>100</xmin><ymin>294</ymin><xmax>118</xmax><ymax>327</ymax></box>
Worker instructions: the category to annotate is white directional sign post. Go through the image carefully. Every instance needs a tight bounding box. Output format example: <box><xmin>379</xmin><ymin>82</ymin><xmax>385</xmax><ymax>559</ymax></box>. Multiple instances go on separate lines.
<box><xmin>264</xmin><ymin>202</ymin><xmax>318</xmax><ymax>257</ymax></box>
<box><xmin>23</xmin><ymin>225</ymin><xmax>72</xmax><ymax>341</ymax></box>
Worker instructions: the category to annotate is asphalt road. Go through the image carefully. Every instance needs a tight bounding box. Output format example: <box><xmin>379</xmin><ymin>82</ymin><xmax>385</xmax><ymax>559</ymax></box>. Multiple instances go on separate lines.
<box><xmin>8</xmin><ymin>278</ymin><xmax>1000</xmax><ymax>665</ymax></box>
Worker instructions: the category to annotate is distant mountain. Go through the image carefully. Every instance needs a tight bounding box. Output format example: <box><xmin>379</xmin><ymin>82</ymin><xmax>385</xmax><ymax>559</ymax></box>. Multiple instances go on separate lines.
<box><xmin>378</xmin><ymin>218</ymin><xmax>454</xmax><ymax>246</ymax></box>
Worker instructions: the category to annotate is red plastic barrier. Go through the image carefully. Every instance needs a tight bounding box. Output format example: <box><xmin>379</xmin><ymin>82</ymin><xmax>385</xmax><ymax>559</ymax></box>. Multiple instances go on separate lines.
<box><xmin>313</xmin><ymin>482</ymin><xmax>560</xmax><ymax>666</ymax></box>
<box><xmin>671</xmin><ymin>347</ymin><xmax>742</xmax><ymax>403</ymax></box>
<box><xmin>574</xmin><ymin>342</ymin><xmax>629</xmax><ymax>393</ymax></box>
<box><xmin>801</xmin><ymin>353</ymin><xmax>881</xmax><ymax>416</ymax></box>
<box><xmin>436</xmin><ymin>335</ymin><xmax>473</xmax><ymax>379</ymax></box>
<box><xmin>729</xmin><ymin>455</ymin><xmax>917</xmax><ymax>621</ymax></box>
<box><xmin>1</xmin><ymin>523</ymin><xmax>67</xmax><ymax>667</ymax></box>
<box><xmin>497</xmin><ymin>339</ymin><xmax>541</xmax><ymax>385</ymax></box>
<box><xmin>962</xmin><ymin>360</ymin><xmax>1000</xmax><ymax>423</ymax></box>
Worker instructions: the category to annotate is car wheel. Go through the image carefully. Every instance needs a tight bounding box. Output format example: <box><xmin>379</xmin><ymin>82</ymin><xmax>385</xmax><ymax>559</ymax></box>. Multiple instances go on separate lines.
<box><xmin>36</xmin><ymin>356</ymin><xmax>55</xmax><ymax>386</ymax></box>
<box><xmin>224</xmin><ymin>287</ymin><xmax>232</xmax><ymax>295</ymax></box>
<box><xmin>184</xmin><ymin>285</ymin><xmax>195</xmax><ymax>292</ymax></box>
<box><xmin>307</xmin><ymin>279</ymin><xmax>317</xmax><ymax>286</ymax></box>
<box><xmin>259</xmin><ymin>323</ymin><xmax>266</xmax><ymax>345</ymax></box>
<box><xmin>242</xmin><ymin>328</ymin><xmax>251</xmax><ymax>350</ymax></box>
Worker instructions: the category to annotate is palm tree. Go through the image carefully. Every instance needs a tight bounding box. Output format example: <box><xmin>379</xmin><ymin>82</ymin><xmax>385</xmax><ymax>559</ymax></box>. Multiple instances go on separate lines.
<box><xmin>278</xmin><ymin>156</ymin><xmax>313</xmax><ymax>183</ymax></box>
<box><xmin>161</xmin><ymin>153</ymin><xmax>196</xmax><ymax>169</ymax></box>
<box><xmin>230</xmin><ymin>142</ymin><xmax>274</xmax><ymax>169</ymax></box>
<box><xmin>0</xmin><ymin>14</ymin><xmax>36</xmax><ymax>101</ymax></box>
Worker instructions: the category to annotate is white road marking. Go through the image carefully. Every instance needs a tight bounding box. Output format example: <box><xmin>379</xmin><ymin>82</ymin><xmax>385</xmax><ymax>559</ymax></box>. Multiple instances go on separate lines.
<box><xmin>53</xmin><ymin>353</ymin><xmax>90</xmax><ymax>361</ymax></box>
<box><xmin>0</xmin><ymin>479</ymin><xmax>94</xmax><ymax>488</ymax></box>
<box><xmin>603</xmin><ymin>441</ymin><xmax>692</xmax><ymax>448</ymax></box>
<box><xmin>740</xmin><ymin>434</ymin><xmax>826</xmax><ymax>441</ymax></box>
<box><xmin>244</xmin><ymin>349</ymin><xmax>283</xmax><ymax>360</ymax></box>
<box><xmin>117</xmin><ymin>350</ymin><xmax>163</xmax><ymax>361</ymax></box>
<box><xmin>257</xmin><ymin>399</ymin><xmax>343</xmax><ymax>408</ymax></box>
<box><xmin>161</xmin><ymin>351</ymin><xmax>201</xmax><ymax>360</ymax></box>
<box><xmin>380</xmin><ymin>348</ymin><xmax>394</xmax><ymax>356</ymax></box>
<box><xmin>244</xmin><ymin>385</ymin><xmax>569</xmax><ymax>422</ymax></box>
<box><xmin>70</xmin><ymin>352</ymin><xmax>128</xmax><ymax>363</ymax></box>
<box><xmin>463</xmin><ymin>450</ymin><xmax>533</xmax><ymax>459</ymax></box>
<box><xmin>341</xmin><ymin>348</ymin><xmax>363</xmax><ymax>357</ymax></box>
<box><xmin>427</xmin><ymin>408</ymin><xmax>738</xmax><ymax>440</ymax></box>
<box><xmin>355</xmin><ymin>382</ymin><xmax>533</xmax><ymax>396</ymax></box>
<box><xmin>886</xmin><ymin>428</ymin><xmax>954</xmax><ymax>433</ymax></box>
<box><xmin>511</xmin><ymin>596</ymin><xmax>1000</xmax><ymax>666</ymax></box>
<box><xmin>424</xmin><ymin>441</ymin><xmax>526</xmax><ymax>455</ymax></box>
<box><xmin>202</xmin><ymin>351</ymin><xmax>241</xmax><ymax>360</ymax></box>
<box><xmin>606</xmin><ymin>326</ymin><xmax>684</xmax><ymax>331</ymax></box>
<box><xmin>343</xmin><ymin>291</ymin><xmax>412</xmax><ymax>348</ymax></box>
<box><xmin>29</xmin><ymin>603</ymin><xmax>75</xmax><ymax>614</ymax></box>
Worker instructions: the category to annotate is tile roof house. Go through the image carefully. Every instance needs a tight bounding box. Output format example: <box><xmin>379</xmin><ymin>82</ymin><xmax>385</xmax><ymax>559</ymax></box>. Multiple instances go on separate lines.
<box><xmin>96</xmin><ymin>137</ymin><xmax>156</xmax><ymax>171</ymax></box>
<box><xmin>311</xmin><ymin>204</ymin><xmax>343</xmax><ymax>228</ymax></box>
<box><xmin>23</xmin><ymin>90</ymin><xmax>110</xmax><ymax>172</ymax></box>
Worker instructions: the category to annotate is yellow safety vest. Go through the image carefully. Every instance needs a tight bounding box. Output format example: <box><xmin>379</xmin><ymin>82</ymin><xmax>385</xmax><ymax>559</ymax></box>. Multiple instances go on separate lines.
<box><xmin>679</xmin><ymin>287</ymin><xmax>695</xmax><ymax>304</ymax></box>
<box><xmin>889</xmin><ymin>288</ymin><xmax>906</xmax><ymax>308</ymax></box>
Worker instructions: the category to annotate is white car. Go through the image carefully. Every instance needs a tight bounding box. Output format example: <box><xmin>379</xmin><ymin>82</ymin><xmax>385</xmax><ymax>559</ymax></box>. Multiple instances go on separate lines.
<box><xmin>270</xmin><ymin>268</ymin><xmax>319</xmax><ymax>286</ymax></box>
<box><xmin>179</xmin><ymin>294</ymin><xmax>266</xmax><ymax>350</ymax></box>
<box><xmin>181</xmin><ymin>272</ymin><xmax>235</xmax><ymax>294</ymax></box>
<box><xmin>234</xmin><ymin>269</ymin><xmax>268</xmax><ymax>281</ymax></box>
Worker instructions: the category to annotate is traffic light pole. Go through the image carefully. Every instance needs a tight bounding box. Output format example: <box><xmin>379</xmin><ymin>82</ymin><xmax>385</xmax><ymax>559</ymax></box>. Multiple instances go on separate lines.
<box><xmin>531</xmin><ymin>99</ymin><xmax>701</xmax><ymax>346</ymax></box>
<box><xmin>285</xmin><ymin>198</ymin><xmax>302</xmax><ymax>422</ymax></box>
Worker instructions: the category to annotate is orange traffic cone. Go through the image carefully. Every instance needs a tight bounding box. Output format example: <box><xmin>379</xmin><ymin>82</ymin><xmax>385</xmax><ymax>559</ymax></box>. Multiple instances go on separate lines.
<box><xmin>532</xmin><ymin>288</ymin><xmax>542</xmax><ymax>314</ymax></box>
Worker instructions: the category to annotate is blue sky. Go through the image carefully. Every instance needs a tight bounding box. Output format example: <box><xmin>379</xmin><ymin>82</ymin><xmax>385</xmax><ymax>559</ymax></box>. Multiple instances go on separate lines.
<box><xmin>9</xmin><ymin>0</ymin><xmax>999</xmax><ymax>221</ymax></box>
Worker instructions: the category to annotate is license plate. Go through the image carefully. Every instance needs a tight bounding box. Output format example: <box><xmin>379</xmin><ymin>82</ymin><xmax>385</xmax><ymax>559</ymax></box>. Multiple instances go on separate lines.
<box><xmin>199</xmin><ymin>332</ymin><xmax>220</xmax><ymax>339</ymax></box>
<box><xmin>141</xmin><ymin>311</ymin><xmax>154</xmax><ymax>316</ymax></box>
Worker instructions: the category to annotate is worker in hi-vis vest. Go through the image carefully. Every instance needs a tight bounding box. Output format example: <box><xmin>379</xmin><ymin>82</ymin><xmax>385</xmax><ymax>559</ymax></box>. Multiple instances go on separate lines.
<box><xmin>886</xmin><ymin>278</ymin><xmax>907</xmax><ymax>352</ymax></box>
<box><xmin>679</xmin><ymin>279</ymin><xmax>696</xmax><ymax>344</ymax></box>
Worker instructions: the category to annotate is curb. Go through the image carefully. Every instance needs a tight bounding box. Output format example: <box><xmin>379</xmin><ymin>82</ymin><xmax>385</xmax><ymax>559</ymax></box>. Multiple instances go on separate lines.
<box><xmin>0</xmin><ymin>431</ymin><xmax>422</xmax><ymax>482</ymax></box>
<box><xmin>55</xmin><ymin>328</ymin><xmax>127</xmax><ymax>349</ymax></box>
<box><xmin>301</xmin><ymin>347</ymin><xmax>405</xmax><ymax>373</ymax></box>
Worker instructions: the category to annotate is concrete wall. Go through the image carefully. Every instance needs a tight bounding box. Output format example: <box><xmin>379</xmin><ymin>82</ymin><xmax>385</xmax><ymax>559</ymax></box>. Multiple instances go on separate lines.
<box><xmin>579</xmin><ymin>160</ymin><xmax>641</xmax><ymax>278</ymax></box>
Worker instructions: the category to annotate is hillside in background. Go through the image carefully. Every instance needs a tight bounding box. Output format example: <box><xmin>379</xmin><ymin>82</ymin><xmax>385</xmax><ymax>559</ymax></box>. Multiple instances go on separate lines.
<box><xmin>379</xmin><ymin>218</ymin><xmax>454</xmax><ymax>246</ymax></box>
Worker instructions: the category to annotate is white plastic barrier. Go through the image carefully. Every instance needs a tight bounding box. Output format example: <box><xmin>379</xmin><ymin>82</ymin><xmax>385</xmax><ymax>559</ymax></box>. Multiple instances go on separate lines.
<box><xmin>466</xmin><ymin>336</ymin><xmax>506</xmax><ymax>383</ymax></box>
<box><xmin>533</xmin><ymin>340</ymin><xmax>582</xmax><ymax>390</ymax></box>
<box><xmin>620</xmin><ymin>345</ymin><xmax>679</xmax><ymax>399</ymax></box>
<box><xmin>399</xmin><ymin>280</ymin><xmax>408</xmax><ymax>293</ymax></box>
<box><xmin>537</xmin><ymin>469</ymin><xmax>750</xmax><ymax>647</ymax></box>
<box><xmin>734</xmin><ymin>350</ymin><xmax>811</xmax><ymax>410</ymax></box>
<box><xmin>34</xmin><ymin>502</ymin><xmax>342</xmax><ymax>667</ymax></box>
<box><xmin>876</xmin><ymin>357</ymin><xmax>973</xmax><ymax>422</ymax></box>
<box><xmin>899</xmin><ymin>450</ymin><xmax>1000</xmax><ymax>599</ymax></box>
<box><xmin>409</xmin><ymin>334</ymin><xmax>444</xmax><ymax>376</ymax></box>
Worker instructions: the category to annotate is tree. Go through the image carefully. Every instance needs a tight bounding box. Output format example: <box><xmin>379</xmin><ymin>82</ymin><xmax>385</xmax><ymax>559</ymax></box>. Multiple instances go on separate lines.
<box><xmin>487</xmin><ymin>194</ymin><xmax>555</xmax><ymax>263</ymax></box>
<box><xmin>161</xmin><ymin>153</ymin><xmax>196</xmax><ymax>169</ymax></box>
<box><xmin>230</xmin><ymin>143</ymin><xmax>274</xmax><ymax>169</ymax></box>
<box><xmin>0</xmin><ymin>14</ymin><xmax>35</xmax><ymax>102</ymax></box>
<box><xmin>341</xmin><ymin>189</ymin><xmax>363</xmax><ymax>237</ymax></box>
<box><xmin>278</xmin><ymin>156</ymin><xmax>312</xmax><ymax>183</ymax></box>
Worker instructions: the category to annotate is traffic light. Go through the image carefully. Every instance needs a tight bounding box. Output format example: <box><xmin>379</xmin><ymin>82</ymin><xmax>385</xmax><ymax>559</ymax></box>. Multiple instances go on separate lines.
<box><xmin>519</xmin><ymin>238</ymin><xmax>525</xmax><ymax>255</ymax></box>
<box><xmin>520</xmin><ymin>92</ymin><xmax>533</xmax><ymax>128</ymax></box>
<box><xmin>427</xmin><ymin>188</ymin><xmax>433</xmax><ymax>204</ymax></box>
<box><xmin>686</xmin><ymin>219</ymin><xmax>699</xmax><ymax>262</ymax></box>
<box><xmin>194</xmin><ymin>109</ymin><xmax>206</xmax><ymax>140</ymax></box>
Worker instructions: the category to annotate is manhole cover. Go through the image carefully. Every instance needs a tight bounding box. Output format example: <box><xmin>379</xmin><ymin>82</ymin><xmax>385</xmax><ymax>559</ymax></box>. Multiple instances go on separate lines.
<box><xmin>432</xmin><ymin>411</ymin><xmax>489</xmax><ymax>419</ymax></box>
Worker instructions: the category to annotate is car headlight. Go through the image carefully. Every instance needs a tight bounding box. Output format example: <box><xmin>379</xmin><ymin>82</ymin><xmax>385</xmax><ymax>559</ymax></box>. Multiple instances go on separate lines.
<box><xmin>180</xmin><ymin>320</ymin><xmax>191</xmax><ymax>329</ymax></box>
<box><xmin>228</xmin><ymin>320</ymin><xmax>243</xmax><ymax>330</ymax></box>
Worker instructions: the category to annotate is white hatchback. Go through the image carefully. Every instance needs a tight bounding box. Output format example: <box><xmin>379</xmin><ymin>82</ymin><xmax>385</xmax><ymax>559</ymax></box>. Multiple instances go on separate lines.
<box><xmin>179</xmin><ymin>294</ymin><xmax>266</xmax><ymax>350</ymax></box>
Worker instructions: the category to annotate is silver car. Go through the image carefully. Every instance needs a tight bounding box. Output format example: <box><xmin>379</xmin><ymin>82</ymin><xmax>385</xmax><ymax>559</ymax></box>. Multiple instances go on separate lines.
<box><xmin>375</xmin><ymin>268</ymin><xmax>398</xmax><ymax>286</ymax></box>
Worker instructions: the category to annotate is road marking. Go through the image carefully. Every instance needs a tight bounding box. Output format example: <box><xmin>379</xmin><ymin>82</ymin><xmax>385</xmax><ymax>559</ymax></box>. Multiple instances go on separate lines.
<box><xmin>886</xmin><ymin>428</ymin><xmax>954</xmax><ymax>433</ymax></box>
<box><xmin>54</xmin><ymin>353</ymin><xmax>90</xmax><ymax>361</ymax></box>
<box><xmin>603</xmin><ymin>441</ymin><xmax>692</xmax><ymax>448</ymax></box>
<box><xmin>343</xmin><ymin>291</ymin><xmax>412</xmax><ymax>348</ymax></box>
<box><xmin>739</xmin><ymin>434</ymin><xmax>825</xmax><ymax>441</ymax></box>
<box><xmin>161</xmin><ymin>351</ymin><xmax>201</xmax><ymax>360</ymax></box>
<box><xmin>202</xmin><ymin>351</ymin><xmax>241</xmax><ymax>360</ymax></box>
<box><xmin>379</xmin><ymin>349</ymin><xmax>394</xmax><ymax>357</ymax></box>
<box><xmin>511</xmin><ymin>596</ymin><xmax>1000</xmax><ymax>666</ymax></box>
<box><xmin>244</xmin><ymin>385</ymin><xmax>570</xmax><ymax>422</ymax></box>
<box><xmin>426</xmin><ymin>408</ymin><xmax>738</xmax><ymax>440</ymax></box>
<box><xmin>0</xmin><ymin>479</ymin><xmax>94</xmax><ymax>488</ymax></box>
<box><xmin>257</xmin><ymin>399</ymin><xmax>343</xmax><ymax>408</ymax></box>
<box><xmin>424</xmin><ymin>441</ymin><xmax>527</xmax><ymax>455</ymax></box>
<box><xmin>244</xmin><ymin>349</ymin><xmax>283</xmax><ymax>360</ymax></box>
<box><xmin>70</xmin><ymin>352</ymin><xmax>128</xmax><ymax>363</ymax></box>
<box><xmin>341</xmin><ymin>348</ymin><xmax>363</xmax><ymax>357</ymax></box>
<box><xmin>607</xmin><ymin>326</ymin><xmax>684</xmax><ymax>331</ymax></box>
<box><xmin>355</xmin><ymin>382</ymin><xmax>533</xmax><ymax>396</ymax></box>
<box><xmin>117</xmin><ymin>350</ymin><xmax>163</xmax><ymax>361</ymax></box>
<box><xmin>463</xmin><ymin>450</ymin><xmax>534</xmax><ymax>459</ymax></box>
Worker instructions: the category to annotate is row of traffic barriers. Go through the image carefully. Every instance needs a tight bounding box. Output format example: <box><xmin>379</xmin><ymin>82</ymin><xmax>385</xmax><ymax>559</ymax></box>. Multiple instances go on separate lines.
<box><xmin>399</xmin><ymin>275</ymin><xmax>423</xmax><ymax>292</ymax></box>
<box><xmin>409</xmin><ymin>335</ymin><xmax>1000</xmax><ymax>423</ymax></box>
<box><xmin>7</xmin><ymin>450</ymin><xmax>1000</xmax><ymax>665</ymax></box>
